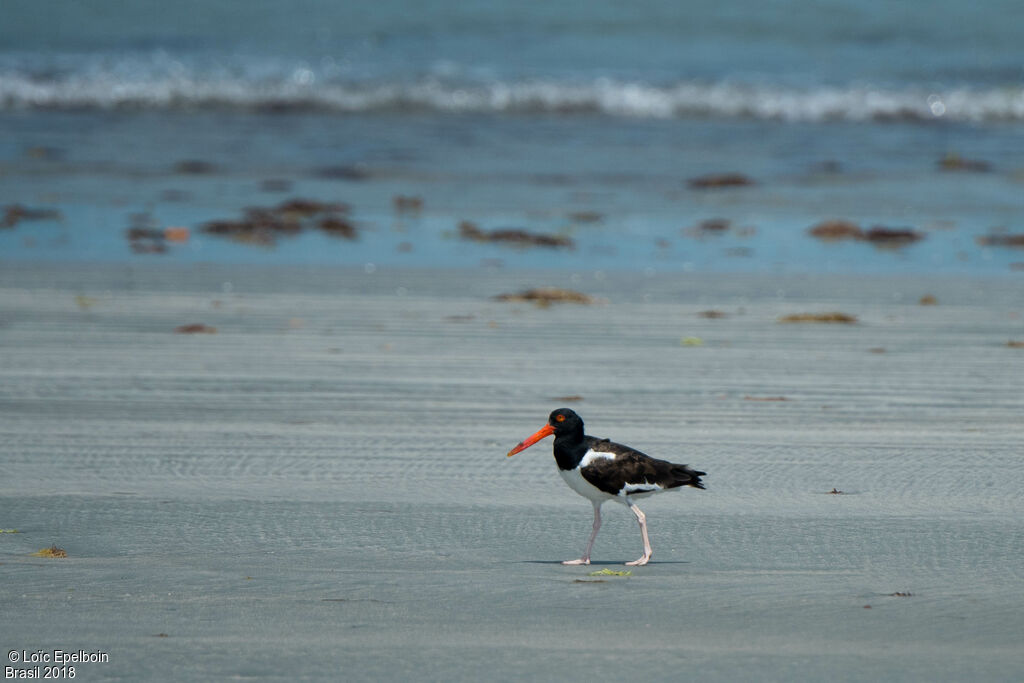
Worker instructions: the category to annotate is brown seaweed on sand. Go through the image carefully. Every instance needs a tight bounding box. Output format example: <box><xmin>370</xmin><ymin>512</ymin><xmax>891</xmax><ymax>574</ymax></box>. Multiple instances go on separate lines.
<box><xmin>808</xmin><ymin>220</ymin><xmax>864</xmax><ymax>241</ymax></box>
<box><xmin>393</xmin><ymin>195</ymin><xmax>424</xmax><ymax>213</ymax></box>
<box><xmin>688</xmin><ymin>173</ymin><xmax>755</xmax><ymax>189</ymax></box>
<box><xmin>494</xmin><ymin>288</ymin><xmax>595</xmax><ymax>306</ymax></box>
<box><xmin>319</xmin><ymin>217</ymin><xmax>357</xmax><ymax>240</ymax></box>
<box><xmin>2</xmin><ymin>204</ymin><xmax>63</xmax><ymax>229</ymax></box>
<box><xmin>275</xmin><ymin>198</ymin><xmax>350</xmax><ymax>217</ymax></box>
<box><xmin>863</xmin><ymin>226</ymin><xmax>924</xmax><ymax>247</ymax></box>
<box><xmin>938</xmin><ymin>153</ymin><xmax>991</xmax><ymax>172</ymax></box>
<box><xmin>459</xmin><ymin>221</ymin><xmax>573</xmax><ymax>249</ymax></box>
<box><xmin>808</xmin><ymin>220</ymin><xmax>924</xmax><ymax>248</ymax></box>
<box><xmin>175</xmin><ymin>324</ymin><xmax>217</xmax><ymax>334</ymax></box>
<box><xmin>779</xmin><ymin>312</ymin><xmax>858</xmax><ymax>324</ymax></box>
<box><xmin>127</xmin><ymin>233</ymin><xmax>168</xmax><ymax>254</ymax></box>
<box><xmin>201</xmin><ymin>198</ymin><xmax>354</xmax><ymax>246</ymax></box>
<box><xmin>684</xmin><ymin>218</ymin><xmax>733</xmax><ymax>238</ymax></box>
<box><xmin>125</xmin><ymin>210</ymin><xmax>180</xmax><ymax>253</ymax></box>
<box><xmin>976</xmin><ymin>234</ymin><xmax>1024</xmax><ymax>248</ymax></box>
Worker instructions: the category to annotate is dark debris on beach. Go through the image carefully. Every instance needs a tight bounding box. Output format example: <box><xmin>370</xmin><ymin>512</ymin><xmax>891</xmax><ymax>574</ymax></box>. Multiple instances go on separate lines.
<box><xmin>125</xmin><ymin>212</ymin><xmax>192</xmax><ymax>254</ymax></box>
<box><xmin>2</xmin><ymin>204</ymin><xmax>62</xmax><ymax>229</ymax></box>
<box><xmin>976</xmin><ymin>234</ymin><xmax>1024</xmax><ymax>249</ymax></box>
<box><xmin>393</xmin><ymin>195</ymin><xmax>424</xmax><ymax>213</ymax></box>
<box><xmin>864</xmin><ymin>226</ymin><xmax>924</xmax><ymax>247</ymax></box>
<box><xmin>808</xmin><ymin>220</ymin><xmax>924</xmax><ymax>247</ymax></box>
<box><xmin>688</xmin><ymin>173</ymin><xmax>755</xmax><ymax>189</ymax></box>
<box><xmin>779</xmin><ymin>312</ymin><xmax>858</xmax><ymax>324</ymax></box>
<box><xmin>937</xmin><ymin>153</ymin><xmax>991</xmax><ymax>172</ymax></box>
<box><xmin>201</xmin><ymin>198</ymin><xmax>356</xmax><ymax>247</ymax></box>
<box><xmin>459</xmin><ymin>221</ymin><xmax>574</xmax><ymax>249</ymax></box>
<box><xmin>175</xmin><ymin>323</ymin><xmax>217</xmax><ymax>334</ymax></box>
<box><xmin>808</xmin><ymin>220</ymin><xmax>864</xmax><ymax>241</ymax></box>
<box><xmin>494</xmin><ymin>288</ymin><xmax>595</xmax><ymax>306</ymax></box>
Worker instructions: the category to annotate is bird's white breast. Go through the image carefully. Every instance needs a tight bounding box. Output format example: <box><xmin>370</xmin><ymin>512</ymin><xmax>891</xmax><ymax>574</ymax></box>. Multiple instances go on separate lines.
<box><xmin>557</xmin><ymin>450</ymin><xmax>616</xmax><ymax>502</ymax></box>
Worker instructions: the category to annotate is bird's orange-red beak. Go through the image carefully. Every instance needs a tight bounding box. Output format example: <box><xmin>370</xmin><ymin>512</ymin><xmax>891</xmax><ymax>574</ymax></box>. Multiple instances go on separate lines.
<box><xmin>506</xmin><ymin>424</ymin><xmax>555</xmax><ymax>457</ymax></box>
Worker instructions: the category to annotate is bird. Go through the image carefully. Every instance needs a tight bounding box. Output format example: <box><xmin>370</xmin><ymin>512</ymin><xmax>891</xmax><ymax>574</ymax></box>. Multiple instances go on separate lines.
<box><xmin>507</xmin><ymin>408</ymin><xmax>705</xmax><ymax>566</ymax></box>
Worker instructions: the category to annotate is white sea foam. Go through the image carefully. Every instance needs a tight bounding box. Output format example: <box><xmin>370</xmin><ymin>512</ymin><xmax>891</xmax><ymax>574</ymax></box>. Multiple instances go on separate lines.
<box><xmin>2</xmin><ymin>61</ymin><xmax>1023</xmax><ymax>123</ymax></box>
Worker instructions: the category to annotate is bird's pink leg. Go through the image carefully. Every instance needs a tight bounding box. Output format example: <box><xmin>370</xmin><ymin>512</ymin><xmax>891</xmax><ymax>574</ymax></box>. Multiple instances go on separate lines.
<box><xmin>563</xmin><ymin>501</ymin><xmax>602</xmax><ymax>566</ymax></box>
<box><xmin>625</xmin><ymin>502</ymin><xmax>652</xmax><ymax>566</ymax></box>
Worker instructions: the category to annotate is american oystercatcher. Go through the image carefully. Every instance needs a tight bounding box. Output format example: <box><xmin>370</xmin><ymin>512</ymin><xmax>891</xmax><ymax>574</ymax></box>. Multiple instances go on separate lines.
<box><xmin>507</xmin><ymin>408</ymin><xmax>705</xmax><ymax>566</ymax></box>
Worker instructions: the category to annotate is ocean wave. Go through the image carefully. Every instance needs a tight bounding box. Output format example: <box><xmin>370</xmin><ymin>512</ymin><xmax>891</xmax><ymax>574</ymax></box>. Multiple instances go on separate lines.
<box><xmin>2</xmin><ymin>66</ymin><xmax>1023</xmax><ymax>123</ymax></box>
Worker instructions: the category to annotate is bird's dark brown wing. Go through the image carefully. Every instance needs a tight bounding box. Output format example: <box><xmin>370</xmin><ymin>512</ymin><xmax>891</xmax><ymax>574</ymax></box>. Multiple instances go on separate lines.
<box><xmin>580</xmin><ymin>438</ymin><xmax>705</xmax><ymax>496</ymax></box>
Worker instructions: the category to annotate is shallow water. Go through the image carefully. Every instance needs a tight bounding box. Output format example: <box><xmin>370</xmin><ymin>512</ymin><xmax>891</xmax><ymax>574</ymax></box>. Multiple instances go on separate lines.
<box><xmin>2</xmin><ymin>110</ymin><xmax>1024</xmax><ymax>275</ymax></box>
<box><xmin>3</xmin><ymin>2</ymin><xmax>1024</xmax><ymax>276</ymax></box>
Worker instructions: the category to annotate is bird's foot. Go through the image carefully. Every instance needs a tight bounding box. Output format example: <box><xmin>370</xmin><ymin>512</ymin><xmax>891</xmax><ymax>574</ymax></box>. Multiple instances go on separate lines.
<box><xmin>625</xmin><ymin>555</ymin><xmax>651</xmax><ymax>567</ymax></box>
<box><xmin>562</xmin><ymin>558</ymin><xmax>590</xmax><ymax>566</ymax></box>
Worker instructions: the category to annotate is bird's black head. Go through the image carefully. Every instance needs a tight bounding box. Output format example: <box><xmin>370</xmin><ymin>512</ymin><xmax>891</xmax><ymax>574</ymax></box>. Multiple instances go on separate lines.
<box><xmin>548</xmin><ymin>408</ymin><xmax>584</xmax><ymax>436</ymax></box>
<box><xmin>507</xmin><ymin>408</ymin><xmax>585</xmax><ymax>457</ymax></box>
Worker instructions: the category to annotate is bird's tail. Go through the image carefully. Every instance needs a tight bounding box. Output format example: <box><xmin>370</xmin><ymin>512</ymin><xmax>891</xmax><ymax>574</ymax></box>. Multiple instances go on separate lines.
<box><xmin>672</xmin><ymin>465</ymin><xmax>706</xmax><ymax>490</ymax></box>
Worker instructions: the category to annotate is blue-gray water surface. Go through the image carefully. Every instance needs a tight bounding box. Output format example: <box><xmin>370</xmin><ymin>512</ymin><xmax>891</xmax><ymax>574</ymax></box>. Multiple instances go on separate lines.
<box><xmin>2</xmin><ymin>1</ymin><xmax>1023</xmax><ymax>274</ymax></box>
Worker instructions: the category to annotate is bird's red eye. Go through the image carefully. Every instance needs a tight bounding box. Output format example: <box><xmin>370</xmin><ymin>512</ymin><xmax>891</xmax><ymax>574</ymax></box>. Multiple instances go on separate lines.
<box><xmin>555</xmin><ymin>414</ymin><xmax>565</xmax><ymax>422</ymax></box>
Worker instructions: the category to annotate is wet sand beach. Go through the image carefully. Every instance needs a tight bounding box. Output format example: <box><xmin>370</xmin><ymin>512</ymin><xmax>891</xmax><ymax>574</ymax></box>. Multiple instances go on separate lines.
<box><xmin>2</xmin><ymin>263</ymin><xmax>1023</xmax><ymax>681</ymax></box>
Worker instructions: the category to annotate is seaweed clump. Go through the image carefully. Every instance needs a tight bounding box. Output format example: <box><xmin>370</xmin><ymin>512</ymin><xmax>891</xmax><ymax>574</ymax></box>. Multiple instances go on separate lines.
<box><xmin>688</xmin><ymin>173</ymin><xmax>755</xmax><ymax>189</ymax></box>
<box><xmin>808</xmin><ymin>220</ymin><xmax>924</xmax><ymax>247</ymax></box>
<box><xmin>779</xmin><ymin>312</ymin><xmax>858</xmax><ymax>324</ymax></box>
<box><xmin>459</xmin><ymin>221</ymin><xmax>573</xmax><ymax>249</ymax></box>
<box><xmin>863</xmin><ymin>227</ymin><xmax>924</xmax><ymax>247</ymax></box>
<box><xmin>175</xmin><ymin>324</ymin><xmax>217</xmax><ymax>334</ymax></box>
<box><xmin>393</xmin><ymin>195</ymin><xmax>424</xmax><ymax>213</ymax></box>
<box><xmin>2</xmin><ymin>204</ymin><xmax>62</xmax><ymax>229</ymax></box>
<box><xmin>202</xmin><ymin>199</ymin><xmax>355</xmax><ymax>247</ymax></box>
<box><xmin>977</xmin><ymin>234</ymin><xmax>1024</xmax><ymax>248</ymax></box>
<box><xmin>937</xmin><ymin>153</ymin><xmax>990</xmax><ymax>172</ymax></box>
<box><xmin>494</xmin><ymin>288</ymin><xmax>595</xmax><ymax>307</ymax></box>
<box><xmin>808</xmin><ymin>220</ymin><xmax>864</xmax><ymax>242</ymax></box>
